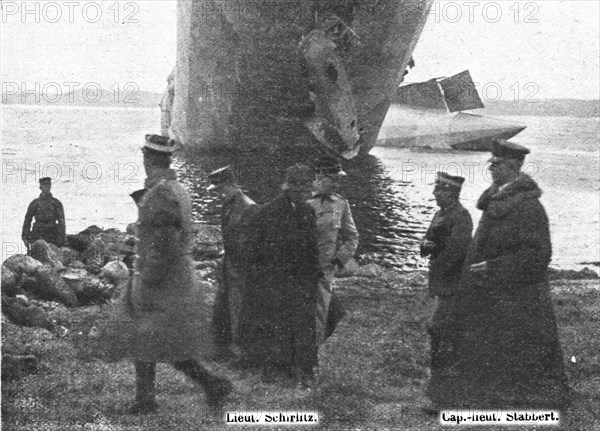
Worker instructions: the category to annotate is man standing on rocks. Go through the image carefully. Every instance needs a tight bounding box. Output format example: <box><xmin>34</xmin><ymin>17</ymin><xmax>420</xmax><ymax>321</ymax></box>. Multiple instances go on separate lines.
<box><xmin>421</xmin><ymin>172</ymin><xmax>472</xmax><ymax>410</ymax></box>
<box><xmin>428</xmin><ymin>140</ymin><xmax>570</xmax><ymax>410</ymax></box>
<box><xmin>207</xmin><ymin>166</ymin><xmax>259</xmax><ymax>360</ymax></box>
<box><xmin>307</xmin><ymin>156</ymin><xmax>358</xmax><ymax>345</ymax></box>
<box><xmin>239</xmin><ymin>164</ymin><xmax>321</xmax><ymax>388</ymax></box>
<box><xmin>22</xmin><ymin>177</ymin><xmax>66</xmax><ymax>249</ymax></box>
<box><xmin>115</xmin><ymin>134</ymin><xmax>232</xmax><ymax>415</ymax></box>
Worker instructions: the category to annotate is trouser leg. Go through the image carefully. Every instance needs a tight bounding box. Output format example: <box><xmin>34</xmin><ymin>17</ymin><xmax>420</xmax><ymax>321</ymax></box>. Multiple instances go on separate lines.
<box><xmin>134</xmin><ymin>361</ymin><xmax>156</xmax><ymax>404</ymax></box>
<box><xmin>213</xmin><ymin>261</ymin><xmax>232</xmax><ymax>351</ymax></box>
<box><xmin>429</xmin><ymin>295</ymin><xmax>457</xmax><ymax>368</ymax></box>
<box><xmin>428</xmin><ymin>326</ymin><xmax>441</xmax><ymax>367</ymax></box>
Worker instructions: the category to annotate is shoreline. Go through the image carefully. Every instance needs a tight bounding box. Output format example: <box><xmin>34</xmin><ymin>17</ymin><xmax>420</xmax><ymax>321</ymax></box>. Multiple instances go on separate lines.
<box><xmin>2</xmin><ymin>106</ymin><xmax>598</xmax><ymax>272</ymax></box>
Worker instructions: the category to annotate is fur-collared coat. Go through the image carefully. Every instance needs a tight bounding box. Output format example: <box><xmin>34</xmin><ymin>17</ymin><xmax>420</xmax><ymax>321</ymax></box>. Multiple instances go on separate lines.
<box><xmin>107</xmin><ymin>169</ymin><xmax>213</xmax><ymax>363</ymax></box>
<box><xmin>427</xmin><ymin>174</ymin><xmax>570</xmax><ymax>409</ymax></box>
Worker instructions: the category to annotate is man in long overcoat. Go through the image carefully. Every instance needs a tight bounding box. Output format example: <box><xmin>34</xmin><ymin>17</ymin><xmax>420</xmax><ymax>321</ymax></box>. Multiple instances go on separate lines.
<box><xmin>22</xmin><ymin>177</ymin><xmax>66</xmax><ymax>248</ymax></box>
<box><xmin>307</xmin><ymin>156</ymin><xmax>358</xmax><ymax>344</ymax></box>
<box><xmin>239</xmin><ymin>164</ymin><xmax>321</xmax><ymax>388</ymax></box>
<box><xmin>429</xmin><ymin>140</ymin><xmax>570</xmax><ymax>409</ymax></box>
<box><xmin>207</xmin><ymin>166</ymin><xmax>259</xmax><ymax>358</ymax></box>
<box><xmin>114</xmin><ymin>135</ymin><xmax>232</xmax><ymax>414</ymax></box>
<box><xmin>421</xmin><ymin>172</ymin><xmax>472</xmax><ymax>386</ymax></box>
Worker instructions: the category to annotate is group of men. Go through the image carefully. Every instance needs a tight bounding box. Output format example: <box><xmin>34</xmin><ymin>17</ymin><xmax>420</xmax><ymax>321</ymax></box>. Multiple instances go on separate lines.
<box><xmin>99</xmin><ymin>134</ymin><xmax>358</xmax><ymax>414</ymax></box>
<box><xmin>21</xmin><ymin>134</ymin><xmax>570</xmax><ymax>415</ymax></box>
<box><xmin>207</xmin><ymin>156</ymin><xmax>359</xmax><ymax>388</ymax></box>
<box><xmin>421</xmin><ymin>139</ymin><xmax>570</xmax><ymax>411</ymax></box>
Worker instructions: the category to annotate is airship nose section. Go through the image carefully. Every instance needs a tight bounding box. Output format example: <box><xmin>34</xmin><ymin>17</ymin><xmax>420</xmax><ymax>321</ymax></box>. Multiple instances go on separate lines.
<box><xmin>448</xmin><ymin>113</ymin><xmax>527</xmax><ymax>151</ymax></box>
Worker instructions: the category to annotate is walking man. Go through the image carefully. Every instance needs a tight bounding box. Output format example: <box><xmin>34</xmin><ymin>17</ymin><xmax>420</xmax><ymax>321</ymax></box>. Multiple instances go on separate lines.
<box><xmin>207</xmin><ymin>166</ymin><xmax>259</xmax><ymax>359</ymax></box>
<box><xmin>421</xmin><ymin>172</ymin><xmax>472</xmax><ymax>410</ymax></box>
<box><xmin>116</xmin><ymin>135</ymin><xmax>232</xmax><ymax>414</ymax></box>
<box><xmin>307</xmin><ymin>156</ymin><xmax>358</xmax><ymax>344</ymax></box>
<box><xmin>22</xmin><ymin>177</ymin><xmax>66</xmax><ymax>249</ymax></box>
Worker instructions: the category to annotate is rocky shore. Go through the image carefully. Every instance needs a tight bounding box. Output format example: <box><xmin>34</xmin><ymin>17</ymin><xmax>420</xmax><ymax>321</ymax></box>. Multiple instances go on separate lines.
<box><xmin>2</xmin><ymin>224</ymin><xmax>598</xmax><ymax>383</ymax></box>
<box><xmin>1</xmin><ymin>225</ymin><xmax>599</xmax><ymax>430</ymax></box>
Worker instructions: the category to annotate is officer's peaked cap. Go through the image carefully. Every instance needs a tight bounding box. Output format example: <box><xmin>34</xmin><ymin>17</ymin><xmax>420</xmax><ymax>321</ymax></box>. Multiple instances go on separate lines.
<box><xmin>435</xmin><ymin>172</ymin><xmax>465</xmax><ymax>190</ymax></box>
<box><xmin>489</xmin><ymin>139</ymin><xmax>530</xmax><ymax>162</ymax></box>
<box><xmin>207</xmin><ymin>166</ymin><xmax>236</xmax><ymax>191</ymax></box>
<box><xmin>314</xmin><ymin>155</ymin><xmax>346</xmax><ymax>177</ymax></box>
<box><xmin>143</xmin><ymin>134</ymin><xmax>176</xmax><ymax>154</ymax></box>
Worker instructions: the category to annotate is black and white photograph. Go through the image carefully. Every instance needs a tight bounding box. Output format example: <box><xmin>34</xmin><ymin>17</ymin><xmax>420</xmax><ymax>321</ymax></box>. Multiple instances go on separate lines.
<box><xmin>1</xmin><ymin>1</ymin><xmax>599</xmax><ymax>429</ymax></box>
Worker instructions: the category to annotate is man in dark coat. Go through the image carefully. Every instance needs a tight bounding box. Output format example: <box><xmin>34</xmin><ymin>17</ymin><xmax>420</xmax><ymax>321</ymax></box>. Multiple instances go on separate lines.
<box><xmin>421</xmin><ymin>173</ymin><xmax>472</xmax><ymax>379</ymax></box>
<box><xmin>239</xmin><ymin>164</ymin><xmax>321</xmax><ymax>388</ymax></box>
<box><xmin>113</xmin><ymin>135</ymin><xmax>232</xmax><ymax>414</ymax></box>
<box><xmin>22</xmin><ymin>177</ymin><xmax>66</xmax><ymax>248</ymax></box>
<box><xmin>207</xmin><ymin>166</ymin><xmax>259</xmax><ymax>359</ymax></box>
<box><xmin>428</xmin><ymin>140</ymin><xmax>570</xmax><ymax>410</ymax></box>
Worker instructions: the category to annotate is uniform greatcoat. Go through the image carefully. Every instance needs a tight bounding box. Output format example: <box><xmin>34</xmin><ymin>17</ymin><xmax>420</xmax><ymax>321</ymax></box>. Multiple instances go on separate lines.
<box><xmin>22</xmin><ymin>193</ymin><xmax>66</xmax><ymax>247</ymax></box>
<box><xmin>307</xmin><ymin>193</ymin><xmax>358</xmax><ymax>344</ymax></box>
<box><xmin>238</xmin><ymin>194</ymin><xmax>320</xmax><ymax>370</ymax></box>
<box><xmin>213</xmin><ymin>189</ymin><xmax>259</xmax><ymax>347</ymax></box>
<box><xmin>109</xmin><ymin>169</ymin><xmax>213</xmax><ymax>362</ymax></box>
<box><xmin>421</xmin><ymin>201</ymin><xmax>472</xmax><ymax>370</ymax></box>
<box><xmin>427</xmin><ymin>174</ymin><xmax>570</xmax><ymax>409</ymax></box>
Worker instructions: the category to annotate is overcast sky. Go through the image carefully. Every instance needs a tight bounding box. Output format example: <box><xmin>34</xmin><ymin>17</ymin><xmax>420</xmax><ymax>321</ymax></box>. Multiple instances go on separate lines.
<box><xmin>2</xmin><ymin>0</ymin><xmax>599</xmax><ymax>100</ymax></box>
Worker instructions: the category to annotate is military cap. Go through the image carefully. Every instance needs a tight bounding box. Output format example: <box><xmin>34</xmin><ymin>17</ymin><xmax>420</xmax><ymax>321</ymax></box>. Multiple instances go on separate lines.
<box><xmin>283</xmin><ymin>164</ymin><xmax>314</xmax><ymax>187</ymax></box>
<box><xmin>314</xmin><ymin>155</ymin><xmax>347</xmax><ymax>177</ymax></box>
<box><xmin>39</xmin><ymin>177</ymin><xmax>52</xmax><ymax>185</ymax></box>
<box><xmin>489</xmin><ymin>139</ymin><xmax>530</xmax><ymax>162</ymax></box>
<box><xmin>130</xmin><ymin>188</ymin><xmax>147</xmax><ymax>205</ymax></box>
<box><xmin>435</xmin><ymin>172</ymin><xmax>465</xmax><ymax>190</ymax></box>
<box><xmin>142</xmin><ymin>134</ymin><xmax>176</xmax><ymax>154</ymax></box>
<box><xmin>206</xmin><ymin>166</ymin><xmax>235</xmax><ymax>191</ymax></box>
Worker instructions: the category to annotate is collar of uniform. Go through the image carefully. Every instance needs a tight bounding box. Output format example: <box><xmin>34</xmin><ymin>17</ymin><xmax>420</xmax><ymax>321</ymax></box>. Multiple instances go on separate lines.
<box><xmin>439</xmin><ymin>200</ymin><xmax>459</xmax><ymax>214</ymax></box>
<box><xmin>145</xmin><ymin>168</ymin><xmax>177</xmax><ymax>188</ymax></box>
<box><xmin>311</xmin><ymin>193</ymin><xmax>334</xmax><ymax>202</ymax></box>
<box><xmin>39</xmin><ymin>192</ymin><xmax>53</xmax><ymax>199</ymax></box>
<box><xmin>223</xmin><ymin>188</ymin><xmax>242</xmax><ymax>206</ymax></box>
<box><xmin>498</xmin><ymin>180</ymin><xmax>515</xmax><ymax>193</ymax></box>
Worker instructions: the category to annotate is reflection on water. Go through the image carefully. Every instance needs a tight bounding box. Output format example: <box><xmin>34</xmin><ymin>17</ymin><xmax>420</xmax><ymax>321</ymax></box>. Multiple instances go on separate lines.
<box><xmin>168</xmin><ymin>114</ymin><xmax>600</xmax><ymax>271</ymax></box>
<box><xmin>175</xmin><ymin>147</ymin><xmax>433</xmax><ymax>270</ymax></box>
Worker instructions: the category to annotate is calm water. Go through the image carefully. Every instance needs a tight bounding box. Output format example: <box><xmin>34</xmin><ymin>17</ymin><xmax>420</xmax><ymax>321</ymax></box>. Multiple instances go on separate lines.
<box><xmin>2</xmin><ymin>105</ymin><xmax>598</xmax><ymax>270</ymax></box>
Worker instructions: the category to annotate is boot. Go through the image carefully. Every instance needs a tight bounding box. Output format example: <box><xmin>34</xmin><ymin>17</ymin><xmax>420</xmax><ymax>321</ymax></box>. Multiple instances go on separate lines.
<box><xmin>173</xmin><ymin>360</ymin><xmax>233</xmax><ymax>411</ymax></box>
<box><xmin>296</xmin><ymin>366</ymin><xmax>315</xmax><ymax>390</ymax></box>
<box><xmin>129</xmin><ymin>362</ymin><xmax>158</xmax><ymax>414</ymax></box>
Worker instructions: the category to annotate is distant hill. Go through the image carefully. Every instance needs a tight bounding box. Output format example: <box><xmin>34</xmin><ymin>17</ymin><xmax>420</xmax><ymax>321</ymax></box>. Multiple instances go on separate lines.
<box><xmin>1</xmin><ymin>88</ymin><xmax>162</xmax><ymax>108</ymax></box>
<box><xmin>3</xmin><ymin>89</ymin><xmax>598</xmax><ymax>117</ymax></box>
<box><xmin>469</xmin><ymin>99</ymin><xmax>599</xmax><ymax>118</ymax></box>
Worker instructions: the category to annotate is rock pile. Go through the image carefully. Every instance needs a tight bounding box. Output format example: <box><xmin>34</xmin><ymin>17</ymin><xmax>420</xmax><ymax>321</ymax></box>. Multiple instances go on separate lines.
<box><xmin>1</xmin><ymin>221</ymin><xmax>401</xmax><ymax>381</ymax></box>
<box><xmin>1</xmin><ymin>223</ymin><xmax>223</xmax><ymax>380</ymax></box>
